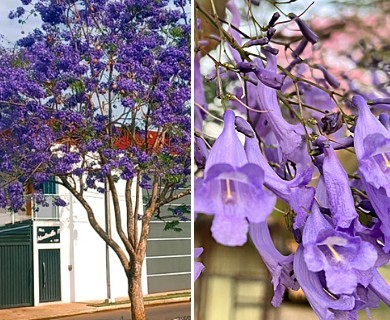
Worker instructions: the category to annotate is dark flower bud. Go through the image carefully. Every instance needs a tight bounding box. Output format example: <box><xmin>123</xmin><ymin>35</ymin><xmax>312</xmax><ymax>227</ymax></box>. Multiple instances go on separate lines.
<box><xmin>288</xmin><ymin>13</ymin><xmax>318</xmax><ymax>44</ymax></box>
<box><xmin>268</xmin><ymin>12</ymin><xmax>280</xmax><ymax>27</ymax></box>
<box><xmin>379</xmin><ymin>113</ymin><xmax>390</xmax><ymax>130</ymax></box>
<box><xmin>262</xmin><ymin>45</ymin><xmax>279</xmax><ymax>55</ymax></box>
<box><xmin>266</xmin><ymin>27</ymin><xmax>276</xmax><ymax>40</ymax></box>
<box><xmin>235</xmin><ymin>116</ymin><xmax>255</xmax><ymax>138</ymax></box>
<box><xmin>256</xmin><ymin>69</ymin><xmax>284</xmax><ymax>89</ymax></box>
<box><xmin>292</xmin><ymin>39</ymin><xmax>308</xmax><ymax>58</ymax></box>
<box><xmin>243</xmin><ymin>37</ymin><xmax>268</xmax><ymax>48</ymax></box>
<box><xmin>237</xmin><ymin>61</ymin><xmax>257</xmax><ymax>73</ymax></box>
<box><xmin>321</xmin><ymin>112</ymin><xmax>343</xmax><ymax>134</ymax></box>
<box><xmin>316</xmin><ymin>64</ymin><xmax>340</xmax><ymax>89</ymax></box>
<box><xmin>250</xmin><ymin>0</ymin><xmax>261</xmax><ymax>5</ymax></box>
<box><xmin>286</xmin><ymin>58</ymin><xmax>300</xmax><ymax>72</ymax></box>
<box><xmin>194</xmin><ymin>136</ymin><xmax>208</xmax><ymax>169</ymax></box>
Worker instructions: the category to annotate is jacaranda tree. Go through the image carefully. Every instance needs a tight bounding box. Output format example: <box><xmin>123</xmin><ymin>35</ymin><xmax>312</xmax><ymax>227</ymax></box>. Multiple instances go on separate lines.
<box><xmin>194</xmin><ymin>0</ymin><xmax>390</xmax><ymax>319</ymax></box>
<box><xmin>0</xmin><ymin>1</ymin><xmax>190</xmax><ymax>319</ymax></box>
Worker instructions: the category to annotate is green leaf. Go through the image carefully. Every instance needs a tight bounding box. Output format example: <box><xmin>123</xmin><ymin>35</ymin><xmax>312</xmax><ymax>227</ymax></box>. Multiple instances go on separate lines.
<box><xmin>163</xmin><ymin>220</ymin><xmax>182</xmax><ymax>232</ymax></box>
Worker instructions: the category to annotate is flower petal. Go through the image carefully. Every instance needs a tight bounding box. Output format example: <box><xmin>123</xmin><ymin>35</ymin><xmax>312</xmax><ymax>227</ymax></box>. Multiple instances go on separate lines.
<box><xmin>294</xmin><ymin>245</ymin><xmax>355</xmax><ymax>320</ymax></box>
<box><xmin>205</xmin><ymin>110</ymin><xmax>247</xmax><ymax>173</ymax></box>
<box><xmin>250</xmin><ymin>222</ymin><xmax>299</xmax><ymax>307</ymax></box>
<box><xmin>211</xmin><ymin>214</ymin><xmax>248</xmax><ymax>246</ymax></box>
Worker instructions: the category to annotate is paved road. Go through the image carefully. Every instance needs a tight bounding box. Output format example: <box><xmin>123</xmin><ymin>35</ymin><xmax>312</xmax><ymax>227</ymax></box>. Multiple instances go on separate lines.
<box><xmin>54</xmin><ymin>302</ymin><xmax>190</xmax><ymax>320</ymax></box>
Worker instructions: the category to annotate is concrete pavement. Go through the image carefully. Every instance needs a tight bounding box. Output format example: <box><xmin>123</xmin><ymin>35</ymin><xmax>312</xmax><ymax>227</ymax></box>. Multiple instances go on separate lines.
<box><xmin>0</xmin><ymin>291</ymin><xmax>190</xmax><ymax>320</ymax></box>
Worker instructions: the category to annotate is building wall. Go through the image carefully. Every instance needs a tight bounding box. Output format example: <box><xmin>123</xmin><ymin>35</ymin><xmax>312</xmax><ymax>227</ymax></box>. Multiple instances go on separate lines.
<box><xmin>146</xmin><ymin>221</ymin><xmax>191</xmax><ymax>293</ymax></box>
<box><xmin>32</xmin><ymin>180</ymin><xmax>146</xmax><ymax>304</ymax></box>
<box><xmin>1</xmin><ymin>177</ymin><xmax>190</xmax><ymax>307</ymax></box>
<box><xmin>143</xmin><ymin>186</ymin><xmax>191</xmax><ymax>294</ymax></box>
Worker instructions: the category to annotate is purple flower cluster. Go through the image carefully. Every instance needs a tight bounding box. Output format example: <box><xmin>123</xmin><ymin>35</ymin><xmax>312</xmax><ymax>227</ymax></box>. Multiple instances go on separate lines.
<box><xmin>194</xmin><ymin>1</ymin><xmax>390</xmax><ymax>318</ymax></box>
<box><xmin>0</xmin><ymin>0</ymin><xmax>190</xmax><ymax>214</ymax></box>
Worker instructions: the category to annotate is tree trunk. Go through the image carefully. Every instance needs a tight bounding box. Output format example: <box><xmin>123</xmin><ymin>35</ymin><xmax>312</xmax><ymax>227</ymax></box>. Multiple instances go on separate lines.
<box><xmin>128</xmin><ymin>262</ymin><xmax>146</xmax><ymax>320</ymax></box>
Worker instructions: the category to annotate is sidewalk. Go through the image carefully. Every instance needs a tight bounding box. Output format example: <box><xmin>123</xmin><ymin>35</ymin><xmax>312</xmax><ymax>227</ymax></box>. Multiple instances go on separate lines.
<box><xmin>0</xmin><ymin>291</ymin><xmax>191</xmax><ymax>320</ymax></box>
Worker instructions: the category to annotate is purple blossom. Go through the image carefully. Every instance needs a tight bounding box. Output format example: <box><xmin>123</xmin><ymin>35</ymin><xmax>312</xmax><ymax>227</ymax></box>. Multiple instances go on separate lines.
<box><xmin>254</xmin><ymin>49</ymin><xmax>311</xmax><ymax>169</ymax></box>
<box><xmin>303</xmin><ymin>204</ymin><xmax>377</xmax><ymax>295</ymax></box>
<box><xmin>316</xmin><ymin>64</ymin><xmax>340</xmax><ymax>89</ymax></box>
<box><xmin>194</xmin><ymin>136</ymin><xmax>208</xmax><ymax>169</ymax></box>
<box><xmin>315</xmin><ymin>137</ymin><xmax>358</xmax><ymax>228</ymax></box>
<box><xmin>194</xmin><ymin>247</ymin><xmax>205</xmax><ymax>281</ymax></box>
<box><xmin>244</xmin><ymin>135</ymin><xmax>315</xmax><ymax>228</ymax></box>
<box><xmin>288</xmin><ymin>13</ymin><xmax>319</xmax><ymax>44</ymax></box>
<box><xmin>353</xmin><ymin>95</ymin><xmax>390</xmax><ymax>251</ymax></box>
<box><xmin>54</xmin><ymin>197</ymin><xmax>67</xmax><ymax>207</ymax></box>
<box><xmin>195</xmin><ymin>110</ymin><xmax>276</xmax><ymax>246</ymax></box>
<box><xmin>294</xmin><ymin>245</ymin><xmax>356</xmax><ymax>320</ymax></box>
<box><xmin>250</xmin><ymin>222</ymin><xmax>299</xmax><ymax>306</ymax></box>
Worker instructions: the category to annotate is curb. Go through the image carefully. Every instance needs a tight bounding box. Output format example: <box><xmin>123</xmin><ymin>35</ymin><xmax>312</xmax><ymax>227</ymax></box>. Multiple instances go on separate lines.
<box><xmin>38</xmin><ymin>297</ymin><xmax>191</xmax><ymax>320</ymax></box>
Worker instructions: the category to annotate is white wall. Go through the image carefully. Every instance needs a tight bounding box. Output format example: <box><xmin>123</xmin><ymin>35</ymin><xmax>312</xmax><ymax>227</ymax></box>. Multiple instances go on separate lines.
<box><xmin>33</xmin><ymin>180</ymin><xmax>146</xmax><ymax>304</ymax></box>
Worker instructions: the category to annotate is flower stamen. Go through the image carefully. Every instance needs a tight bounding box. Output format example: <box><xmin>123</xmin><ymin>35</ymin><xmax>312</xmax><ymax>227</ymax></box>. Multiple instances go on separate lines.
<box><xmin>225</xmin><ymin>179</ymin><xmax>233</xmax><ymax>202</ymax></box>
<box><xmin>382</xmin><ymin>153</ymin><xmax>390</xmax><ymax>168</ymax></box>
<box><xmin>327</xmin><ymin>244</ymin><xmax>342</xmax><ymax>262</ymax></box>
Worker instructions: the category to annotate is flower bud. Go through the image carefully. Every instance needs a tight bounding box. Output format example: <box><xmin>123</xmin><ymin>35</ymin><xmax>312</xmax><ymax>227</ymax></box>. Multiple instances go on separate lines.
<box><xmin>262</xmin><ymin>45</ymin><xmax>279</xmax><ymax>55</ymax></box>
<box><xmin>235</xmin><ymin>116</ymin><xmax>255</xmax><ymax>138</ymax></box>
<box><xmin>268</xmin><ymin>12</ymin><xmax>280</xmax><ymax>27</ymax></box>
<box><xmin>257</xmin><ymin>69</ymin><xmax>284</xmax><ymax>89</ymax></box>
<box><xmin>266</xmin><ymin>27</ymin><xmax>276</xmax><ymax>40</ymax></box>
<box><xmin>237</xmin><ymin>61</ymin><xmax>257</xmax><ymax>73</ymax></box>
<box><xmin>288</xmin><ymin>13</ymin><xmax>318</xmax><ymax>44</ymax></box>
<box><xmin>321</xmin><ymin>112</ymin><xmax>343</xmax><ymax>134</ymax></box>
<box><xmin>379</xmin><ymin>113</ymin><xmax>390</xmax><ymax>130</ymax></box>
<box><xmin>243</xmin><ymin>37</ymin><xmax>268</xmax><ymax>48</ymax></box>
<box><xmin>250</xmin><ymin>0</ymin><xmax>261</xmax><ymax>5</ymax></box>
<box><xmin>292</xmin><ymin>39</ymin><xmax>308</xmax><ymax>58</ymax></box>
<box><xmin>194</xmin><ymin>136</ymin><xmax>208</xmax><ymax>169</ymax></box>
<box><xmin>316</xmin><ymin>64</ymin><xmax>340</xmax><ymax>89</ymax></box>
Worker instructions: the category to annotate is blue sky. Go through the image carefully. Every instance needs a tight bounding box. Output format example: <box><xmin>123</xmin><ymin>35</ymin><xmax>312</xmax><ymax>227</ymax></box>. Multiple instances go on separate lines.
<box><xmin>0</xmin><ymin>0</ymin><xmax>40</xmax><ymax>46</ymax></box>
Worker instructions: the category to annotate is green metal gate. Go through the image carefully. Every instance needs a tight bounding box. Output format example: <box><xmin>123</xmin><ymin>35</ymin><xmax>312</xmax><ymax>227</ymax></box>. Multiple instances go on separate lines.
<box><xmin>39</xmin><ymin>249</ymin><xmax>61</xmax><ymax>302</ymax></box>
<box><xmin>0</xmin><ymin>221</ymin><xmax>33</xmax><ymax>309</ymax></box>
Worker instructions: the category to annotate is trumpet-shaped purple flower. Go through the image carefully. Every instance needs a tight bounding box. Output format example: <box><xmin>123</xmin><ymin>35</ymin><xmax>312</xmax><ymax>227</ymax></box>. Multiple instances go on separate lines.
<box><xmin>250</xmin><ymin>222</ymin><xmax>299</xmax><ymax>306</ymax></box>
<box><xmin>245</xmin><ymin>136</ymin><xmax>315</xmax><ymax>228</ymax></box>
<box><xmin>303</xmin><ymin>204</ymin><xmax>377</xmax><ymax>295</ymax></box>
<box><xmin>353</xmin><ymin>95</ymin><xmax>390</xmax><ymax>251</ymax></box>
<box><xmin>315</xmin><ymin>137</ymin><xmax>358</xmax><ymax>228</ymax></box>
<box><xmin>294</xmin><ymin>245</ymin><xmax>356</xmax><ymax>320</ymax></box>
<box><xmin>255</xmin><ymin>49</ymin><xmax>311</xmax><ymax>168</ymax></box>
<box><xmin>195</xmin><ymin>110</ymin><xmax>276</xmax><ymax>246</ymax></box>
<box><xmin>194</xmin><ymin>247</ymin><xmax>205</xmax><ymax>281</ymax></box>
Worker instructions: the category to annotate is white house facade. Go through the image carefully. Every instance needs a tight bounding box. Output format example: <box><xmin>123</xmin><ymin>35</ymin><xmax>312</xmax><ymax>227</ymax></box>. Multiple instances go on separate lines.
<box><xmin>0</xmin><ymin>180</ymin><xmax>190</xmax><ymax>308</ymax></box>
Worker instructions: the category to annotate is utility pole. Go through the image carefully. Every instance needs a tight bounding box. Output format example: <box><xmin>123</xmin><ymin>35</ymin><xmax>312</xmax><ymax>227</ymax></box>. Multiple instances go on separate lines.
<box><xmin>105</xmin><ymin>179</ymin><xmax>113</xmax><ymax>303</ymax></box>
